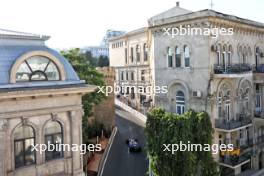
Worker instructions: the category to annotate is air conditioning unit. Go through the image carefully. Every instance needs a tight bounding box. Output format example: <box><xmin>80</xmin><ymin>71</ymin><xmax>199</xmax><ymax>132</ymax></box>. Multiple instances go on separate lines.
<box><xmin>192</xmin><ymin>90</ymin><xmax>202</xmax><ymax>98</ymax></box>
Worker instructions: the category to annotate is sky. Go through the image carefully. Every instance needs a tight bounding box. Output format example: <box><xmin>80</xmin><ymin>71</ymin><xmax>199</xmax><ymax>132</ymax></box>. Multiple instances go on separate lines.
<box><xmin>0</xmin><ymin>0</ymin><xmax>262</xmax><ymax>49</ymax></box>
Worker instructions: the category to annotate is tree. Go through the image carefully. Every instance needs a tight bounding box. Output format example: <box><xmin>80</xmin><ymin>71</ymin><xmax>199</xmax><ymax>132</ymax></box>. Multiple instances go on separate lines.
<box><xmin>84</xmin><ymin>51</ymin><xmax>98</xmax><ymax>67</ymax></box>
<box><xmin>61</xmin><ymin>48</ymin><xmax>106</xmax><ymax>144</ymax></box>
<box><xmin>98</xmin><ymin>55</ymin><xmax>109</xmax><ymax>67</ymax></box>
<box><xmin>145</xmin><ymin>108</ymin><xmax>218</xmax><ymax>176</ymax></box>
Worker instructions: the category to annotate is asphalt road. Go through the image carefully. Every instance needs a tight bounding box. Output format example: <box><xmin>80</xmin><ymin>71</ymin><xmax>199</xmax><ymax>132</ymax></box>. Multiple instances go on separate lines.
<box><xmin>102</xmin><ymin>108</ymin><xmax>148</xmax><ymax>176</ymax></box>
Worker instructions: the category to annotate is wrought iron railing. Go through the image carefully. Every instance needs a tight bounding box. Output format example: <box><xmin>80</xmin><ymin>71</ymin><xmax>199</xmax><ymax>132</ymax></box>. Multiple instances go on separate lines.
<box><xmin>219</xmin><ymin>151</ymin><xmax>251</xmax><ymax>167</ymax></box>
<box><xmin>214</xmin><ymin>64</ymin><xmax>252</xmax><ymax>74</ymax></box>
<box><xmin>215</xmin><ymin>114</ymin><xmax>252</xmax><ymax>130</ymax></box>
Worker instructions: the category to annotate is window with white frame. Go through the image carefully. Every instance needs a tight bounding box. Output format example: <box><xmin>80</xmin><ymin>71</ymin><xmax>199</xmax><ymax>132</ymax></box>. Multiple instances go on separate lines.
<box><xmin>175</xmin><ymin>46</ymin><xmax>181</xmax><ymax>67</ymax></box>
<box><xmin>184</xmin><ymin>46</ymin><xmax>190</xmax><ymax>67</ymax></box>
<box><xmin>167</xmin><ymin>47</ymin><xmax>173</xmax><ymax>67</ymax></box>
<box><xmin>176</xmin><ymin>91</ymin><xmax>185</xmax><ymax>115</ymax></box>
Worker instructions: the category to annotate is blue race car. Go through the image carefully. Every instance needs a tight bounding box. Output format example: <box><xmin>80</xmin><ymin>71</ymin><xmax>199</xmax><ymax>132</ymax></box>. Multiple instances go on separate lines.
<box><xmin>126</xmin><ymin>138</ymin><xmax>142</xmax><ymax>152</ymax></box>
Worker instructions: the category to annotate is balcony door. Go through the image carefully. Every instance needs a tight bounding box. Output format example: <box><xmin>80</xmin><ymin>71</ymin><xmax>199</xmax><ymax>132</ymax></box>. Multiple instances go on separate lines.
<box><xmin>225</xmin><ymin>103</ymin><xmax>230</xmax><ymax>122</ymax></box>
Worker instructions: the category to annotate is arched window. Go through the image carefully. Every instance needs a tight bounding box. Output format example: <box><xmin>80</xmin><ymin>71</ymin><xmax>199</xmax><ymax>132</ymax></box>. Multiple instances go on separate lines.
<box><xmin>44</xmin><ymin>121</ymin><xmax>63</xmax><ymax>161</ymax></box>
<box><xmin>143</xmin><ymin>43</ymin><xmax>148</xmax><ymax>61</ymax></box>
<box><xmin>14</xmin><ymin>125</ymin><xmax>35</xmax><ymax>168</ymax></box>
<box><xmin>225</xmin><ymin>90</ymin><xmax>231</xmax><ymax>121</ymax></box>
<box><xmin>242</xmin><ymin>46</ymin><xmax>247</xmax><ymax>64</ymax></box>
<box><xmin>256</xmin><ymin>47</ymin><xmax>260</xmax><ymax>66</ymax></box>
<box><xmin>16</xmin><ymin>56</ymin><xmax>60</xmax><ymax>82</ymax></box>
<box><xmin>218</xmin><ymin>84</ymin><xmax>232</xmax><ymax>121</ymax></box>
<box><xmin>222</xmin><ymin>45</ymin><xmax>227</xmax><ymax>70</ymax></box>
<box><xmin>167</xmin><ymin>47</ymin><xmax>173</xmax><ymax>67</ymax></box>
<box><xmin>175</xmin><ymin>46</ymin><xmax>181</xmax><ymax>67</ymax></box>
<box><xmin>218</xmin><ymin>91</ymin><xmax>222</xmax><ymax>118</ymax></box>
<box><xmin>176</xmin><ymin>91</ymin><xmax>185</xmax><ymax>114</ymax></box>
<box><xmin>136</xmin><ymin>44</ymin><xmax>141</xmax><ymax>62</ymax></box>
<box><xmin>227</xmin><ymin>45</ymin><xmax>232</xmax><ymax>66</ymax></box>
<box><xmin>244</xmin><ymin>88</ymin><xmax>250</xmax><ymax>111</ymax></box>
<box><xmin>184</xmin><ymin>46</ymin><xmax>190</xmax><ymax>67</ymax></box>
<box><xmin>216</xmin><ymin>44</ymin><xmax>221</xmax><ymax>66</ymax></box>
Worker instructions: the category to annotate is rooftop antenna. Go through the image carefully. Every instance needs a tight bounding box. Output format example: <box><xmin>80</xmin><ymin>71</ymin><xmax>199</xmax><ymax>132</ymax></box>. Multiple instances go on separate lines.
<box><xmin>210</xmin><ymin>0</ymin><xmax>214</xmax><ymax>10</ymax></box>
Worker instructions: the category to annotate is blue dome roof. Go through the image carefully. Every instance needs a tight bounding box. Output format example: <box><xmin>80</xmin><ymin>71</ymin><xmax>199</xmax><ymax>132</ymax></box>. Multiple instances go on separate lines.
<box><xmin>0</xmin><ymin>45</ymin><xmax>80</xmax><ymax>85</ymax></box>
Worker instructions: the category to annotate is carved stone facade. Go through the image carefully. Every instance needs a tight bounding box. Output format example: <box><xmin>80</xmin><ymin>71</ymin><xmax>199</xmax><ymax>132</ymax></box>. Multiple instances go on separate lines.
<box><xmin>110</xmin><ymin>4</ymin><xmax>264</xmax><ymax>175</ymax></box>
<box><xmin>0</xmin><ymin>29</ymin><xmax>96</xmax><ymax>176</ymax></box>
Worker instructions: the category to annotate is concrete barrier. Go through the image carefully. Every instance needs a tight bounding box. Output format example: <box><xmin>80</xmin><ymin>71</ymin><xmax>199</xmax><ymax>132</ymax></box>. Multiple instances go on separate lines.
<box><xmin>115</xmin><ymin>99</ymin><xmax>147</xmax><ymax>123</ymax></box>
<box><xmin>97</xmin><ymin>126</ymin><xmax>118</xmax><ymax>176</ymax></box>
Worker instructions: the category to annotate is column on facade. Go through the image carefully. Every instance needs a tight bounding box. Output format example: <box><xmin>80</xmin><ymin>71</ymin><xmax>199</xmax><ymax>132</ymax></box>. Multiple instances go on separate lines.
<box><xmin>0</xmin><ymin>119</ymin><xmax>8</xmax><ymax>176</ymax></box>
<box><xmin>69</xmin><ymin>110</ymin><xmax>83</xmax><ymax>175</ymax></box>
<box><xmin>225</xmin><ymin>132</ymin><xmax>231</xmax><ymax>159</ymax></box>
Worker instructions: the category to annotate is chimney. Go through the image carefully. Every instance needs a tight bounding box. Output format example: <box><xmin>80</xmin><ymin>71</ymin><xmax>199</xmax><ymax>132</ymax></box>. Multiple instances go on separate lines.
<box><xmin>176</xmin><ymin>1</ymin><xmax>180</xmax><ymax>7</ymax></box>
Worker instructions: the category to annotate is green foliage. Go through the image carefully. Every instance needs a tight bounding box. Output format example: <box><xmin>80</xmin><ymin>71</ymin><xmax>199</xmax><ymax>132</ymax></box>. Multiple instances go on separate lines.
<box><xmin>61</xmin><ymin>48</ymin><xmax>106</xmax><ymax>144</ymax></box>
<box><xmin>98</xmin><ymin>55</ymin><xmax>109</xmax><ymax>67</ymax></box>
<box><xmin>145</xmin><ymin>108</ymin><xmax>218</xmax><ymax>176</ymax></box>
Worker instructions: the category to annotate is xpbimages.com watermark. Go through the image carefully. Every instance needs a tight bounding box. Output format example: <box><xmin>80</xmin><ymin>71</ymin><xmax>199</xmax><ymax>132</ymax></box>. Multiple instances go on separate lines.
<box><xmin>31</xmin><ymin>143</ymin><xmax>102</xmax><ymax>154</ymax></box>
<box><xmin>163</xmin><ymin>141</ymin><xmax>234</xmax><ymax>154</ymax></box>
<box><xmin>163</xmin><ymin>25</ymin><xmax>233</xmax><ymax>38</ymax></box>
<box><xmin>97</xmin><ymin>85</ymin><xmax>168</xmax><ymax>96</ymax></box>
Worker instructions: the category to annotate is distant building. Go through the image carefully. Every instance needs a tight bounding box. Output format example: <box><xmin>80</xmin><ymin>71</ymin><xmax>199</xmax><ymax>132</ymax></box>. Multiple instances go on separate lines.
<box><xmin>81</xmin><ymin>46</ymin><xmax>109</xmax><ymax>58</ymax></box>
<box><xmin>81</xmin><ymin>30</ymin><xmax>125</xmax><ymax>58</ymax></box>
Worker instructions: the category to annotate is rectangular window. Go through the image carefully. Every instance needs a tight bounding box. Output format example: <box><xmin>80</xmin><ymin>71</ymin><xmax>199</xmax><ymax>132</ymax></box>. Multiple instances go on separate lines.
<box><xmin>45</xmin><ymin>134</ymin><xmax>63</xmax><ymax>161</ymax></box>
<box><xmin>121</xmin><ymin>71</ymin><xmax>124</xmax><ymax>81</ymax></box>
<box><xmin>130</xmin><ymin>47</ymin><xmax>134</xmax><ymax>63</ymax></box>
<box><xmin>15</xmin><ymin>138</ymin><xmax>35</xmax><ymax>168</ymax></box>
<box><xmin>168</xmin><ymin>55</ymin><xmax>173</xmax><ymax>67</ymax></box>
<box><xmin>185</xmin><ymin>57</ymin><xmax>190</xmax><ymax>67</ymax></box>
<box><xmin>131</xmin><ymin>72</ymin><xmax>134</xmax><ymax>81</ymax></box>
<box><xmin>175</xmin><ymin>53</ymin><xmax>181</xmax><ymax>67</ymax></box>
<box><xmin>125</xmin><ymin>48</ymin><xmax>128</xmax><ymax>64</ymax></box>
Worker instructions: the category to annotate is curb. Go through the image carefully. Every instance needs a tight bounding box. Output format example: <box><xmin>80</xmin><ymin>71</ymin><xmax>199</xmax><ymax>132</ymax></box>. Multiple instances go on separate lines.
<box><xmin>98</xmin><ymin>126</ymin><xmax>118</xmax><ymax>176</ymax></box>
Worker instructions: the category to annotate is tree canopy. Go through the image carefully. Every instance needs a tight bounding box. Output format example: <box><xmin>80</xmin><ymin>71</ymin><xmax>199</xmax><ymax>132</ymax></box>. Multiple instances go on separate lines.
<box><xmin>145</xmin><ymin>108</ymin><xmax>218</xmax><ymax>176</ymax></box>
<box><xmin>61</xmin><ymin>48</ymin><xmax>106</xmax><ymax>143</ymax></box>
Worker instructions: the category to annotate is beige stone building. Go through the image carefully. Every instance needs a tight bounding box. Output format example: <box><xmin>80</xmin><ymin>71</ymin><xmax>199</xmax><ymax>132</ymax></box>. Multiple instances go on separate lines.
<box><xmin>109</xmin><ymin>28</ymin><xmax>152</xmax><ymax>112</ymax></box>
<box><xmin>109</xmin><ymin>3</ymin><xmax>264</xmax><ymax>175</ymax></box>
<box><xmin>0</xmin><ymin>29</ymin><xmax>96</xmax><ymax>176</ymax></box>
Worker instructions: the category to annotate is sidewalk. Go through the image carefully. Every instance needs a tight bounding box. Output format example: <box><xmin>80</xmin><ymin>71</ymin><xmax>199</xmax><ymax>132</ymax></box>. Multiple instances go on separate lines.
<box><xmin>87</xmin><ymin>138</ymin><xmax>109</xmax><ymax>175</ymax></box>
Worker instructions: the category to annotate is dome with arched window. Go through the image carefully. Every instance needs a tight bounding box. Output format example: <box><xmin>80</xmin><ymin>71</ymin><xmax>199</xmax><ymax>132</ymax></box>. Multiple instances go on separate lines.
<box><xmin>0</xmin><ymin>32</ymin><xmax>81</xmax><ymax>88</ymax></box>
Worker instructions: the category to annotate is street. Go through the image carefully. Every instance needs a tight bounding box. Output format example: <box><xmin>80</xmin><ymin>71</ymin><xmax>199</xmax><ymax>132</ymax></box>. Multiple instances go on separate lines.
<box><xmin>102</xmin><ymin>108</ymin><xmax>148</xmax><ymax>176</ymax></box>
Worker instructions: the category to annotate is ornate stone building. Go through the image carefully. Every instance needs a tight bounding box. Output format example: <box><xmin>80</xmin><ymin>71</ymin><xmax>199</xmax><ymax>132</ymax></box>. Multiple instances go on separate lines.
<box><xmin>0</xmin><ymin>29</ymin><xmax>96</xmax><ymax>176</ymax></box>
<box><xmin>110</xmin><ymin>3</ymin><xmax>264</xmax><ymax>175</ymax></box>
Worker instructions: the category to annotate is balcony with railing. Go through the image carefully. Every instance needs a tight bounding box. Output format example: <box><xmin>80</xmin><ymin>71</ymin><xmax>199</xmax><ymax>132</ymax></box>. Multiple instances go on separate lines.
<box><xmin>219</xmin><ymin>150</ymin><xmax>251</xmax><ymax>168</ymax></box>
<box><xmin>213</xmin><ymin>64</ymin><xmax>252</xmax><ymax>78</ymax></box>
<box><xmin>215</xmin><ymin>114</ymin><xmax>252</xmax><ymax>131</ymax></box>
